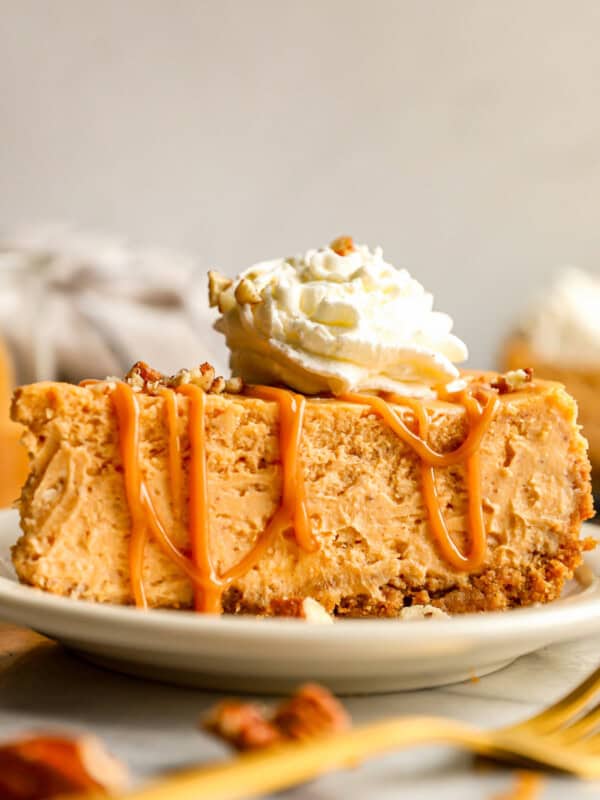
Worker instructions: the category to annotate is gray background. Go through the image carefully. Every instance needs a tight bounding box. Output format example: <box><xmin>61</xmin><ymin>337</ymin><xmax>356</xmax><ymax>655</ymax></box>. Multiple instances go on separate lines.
<box><xmin>3</xmin><ymin>0</ymin><xmax>600</xmax><ymax>368</ymax></box>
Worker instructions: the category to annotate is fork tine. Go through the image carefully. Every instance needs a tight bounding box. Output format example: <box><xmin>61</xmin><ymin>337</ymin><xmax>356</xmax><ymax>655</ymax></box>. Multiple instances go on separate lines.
<box><xmin>505</xmin><ymin>666</ymin><xmax>600</xmax><ymax>735</ymax></box>
<box><xmin>549</xmin><ymin>702</ymin><xmax>600</xmax><ymax>745</ymax></box>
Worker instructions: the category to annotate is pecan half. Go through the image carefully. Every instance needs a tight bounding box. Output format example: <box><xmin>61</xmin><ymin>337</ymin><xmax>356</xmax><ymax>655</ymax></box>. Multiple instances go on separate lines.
<box><xmin>202</xmin><ymin>683</ymin><xmax>350</xmax><ymax>752</ymax></box>
<box><xmin>0</xmin><ymin>734</ymin><xmax>128</xmax><ymax>799</ymax></box>
<box><xmin>203</xmin><ymin>702</ymin><xmax>283</xmax><ymax>751</ymax></box>
<box><xmin>273</xmin><ymin>684</ymin><xmax>351</xmax><ymax>741</ymax></box>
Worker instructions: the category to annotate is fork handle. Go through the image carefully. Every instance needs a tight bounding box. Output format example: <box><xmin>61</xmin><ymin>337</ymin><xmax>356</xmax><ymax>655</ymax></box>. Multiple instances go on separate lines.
<box><xmin>78</xmin><ymin>716</ymin><xmax>495</xmax><ymax>800</ymax></box>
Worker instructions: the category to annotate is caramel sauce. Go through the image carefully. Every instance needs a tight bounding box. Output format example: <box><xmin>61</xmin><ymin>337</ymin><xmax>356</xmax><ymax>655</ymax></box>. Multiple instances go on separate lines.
<box><xmin>340</xmin><ymin>389</ymin><xmax>498</xmax><ymax>571</ymax></box>
<box><xmin>174</xmin><ymin>384</ymin><xmax>221</xmax><ymax>612</ymax></box>
<box><xmin>111</xmin><ymin>381</ymin><xmax>318</xmax><ymax>611</ymax></box>
<box><xmin>244</xmin><ymin>386</ymin><xmax>317</xmax><ymax>554</ymax></box>
<box><xmin>109</xmin><ymin>377</ymin><xmax>499</xmax><ymax>612</ymax></box>
<box><xmin>111</xmin><ymin>382</ymin><xmax>214</xmax><ymax>610</ymax></box>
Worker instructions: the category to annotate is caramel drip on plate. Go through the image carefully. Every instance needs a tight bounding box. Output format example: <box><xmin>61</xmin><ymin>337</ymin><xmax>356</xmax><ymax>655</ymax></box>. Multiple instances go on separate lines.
<box><xmin>340</xmin><ymin>389</ymin><xmax>498</xmax><ymax>571</ymax></box>
<box><xmin>110</xmin><ymin>375</ymin><xmax>497</xmax><ymax>611</ymax></box>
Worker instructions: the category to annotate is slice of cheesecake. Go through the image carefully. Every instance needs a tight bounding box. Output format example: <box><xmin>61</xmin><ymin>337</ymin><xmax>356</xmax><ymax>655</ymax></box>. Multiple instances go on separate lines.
<box><xmin>10</xmin><ymin>363</ymin><xmax>594</xmax><ymax>616</ymax></box>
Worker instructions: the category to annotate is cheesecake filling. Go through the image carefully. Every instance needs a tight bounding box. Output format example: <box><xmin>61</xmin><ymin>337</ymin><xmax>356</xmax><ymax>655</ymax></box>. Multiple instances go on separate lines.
<box><xmin>211</xmin><ymin>237</ymin><xmax>468</xmax><ymax>397</ymax></box>
<box><xmin>108</xmin><ymin>377</ymin><xmax>499</xmax><ymax>612</ymax></box>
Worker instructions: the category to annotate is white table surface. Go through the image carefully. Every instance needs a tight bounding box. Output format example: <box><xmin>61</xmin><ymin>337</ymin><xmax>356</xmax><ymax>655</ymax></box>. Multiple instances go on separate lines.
<box><xmin>0</xmin><ymin>623</ymin><xmax>599</xmax><ymax>799</ymax></box>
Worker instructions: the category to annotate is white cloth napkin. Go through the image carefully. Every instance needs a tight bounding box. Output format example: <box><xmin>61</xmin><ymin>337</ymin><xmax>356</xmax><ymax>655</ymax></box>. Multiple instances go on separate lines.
<box><xmin>0</xmin><ymin>225</ymin><xmax>228</xmax><ymax>385</ymax></box>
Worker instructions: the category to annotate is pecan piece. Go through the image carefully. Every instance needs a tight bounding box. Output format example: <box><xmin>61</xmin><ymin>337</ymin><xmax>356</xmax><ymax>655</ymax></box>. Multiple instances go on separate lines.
<box><xmin>0</xmin><ymin>734</ymin><xmax>128</xmax><ymax>799</ymax></box>
<box><xmin>203</xmin><ymin>702</ymin><xmax>283</xmax><ymax>752</ymax></box>
<box><xmin>273</xmin><ymin>684</ymin><xmax>351</xmax><ymax>741</ymax></box>
<box><xmin>224</xmin><ymin>376</ymin><xmax>244</xmax><ymax>394</ymax></box>
<box><xmin>203</xmin><ymin>684</ymin><xmax>350</xmax><ymax>752</ymax></box>
<box><xmin>234</xmin><ymin>278</ymin><xmax>262</xmax><ymax>306</ymax></box>
<box><xmin>124</xmin><ymin>361</ymin><xmax>164</xmax><ymax>390</ymax></box>
<box><xmin>490</xmin><ymin>368</ymin><xmax>533</xmax><ymax>395</ymax></box>
<box><xmin>329</xmin><ymin>235</ymin><xmax>355</xmax><ymax>256</ymax></box>
<box><xmin>208</xmin><ymin>270</ymin><xmax>233</xmax><ymax>308</ymax></box>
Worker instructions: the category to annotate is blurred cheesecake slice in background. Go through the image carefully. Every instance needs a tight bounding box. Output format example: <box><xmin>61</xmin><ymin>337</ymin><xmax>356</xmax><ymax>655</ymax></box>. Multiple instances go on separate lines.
<box><xmin>0</xmin><ymin>338</ymin><xmax>28</xmax><ymax>507</ymax></box>
<box><xmin>502</xmin><ymin>268</ymin><xmax>600</xmax><ymax>475</ymax></box>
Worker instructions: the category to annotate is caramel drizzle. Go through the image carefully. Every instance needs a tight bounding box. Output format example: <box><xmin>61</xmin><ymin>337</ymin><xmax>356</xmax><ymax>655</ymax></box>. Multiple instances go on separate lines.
<box><xmin>112</xmin><ymin>381</ymin><xmax>316</xmax><ymax>612</ymax></box>
<box><xmin>110</xmin><ymin>377</ymin><xmax>498</xmax><ymax>612</ymax></box>
<box><xmin>340</xmin><ymin>389</ymin><xmax>498</xmax><ymax>571</ymax></box>
<box><xmin>111</xmin><ymin>383</ymin><xmax>218</xmax><ymax>610</ymax></box>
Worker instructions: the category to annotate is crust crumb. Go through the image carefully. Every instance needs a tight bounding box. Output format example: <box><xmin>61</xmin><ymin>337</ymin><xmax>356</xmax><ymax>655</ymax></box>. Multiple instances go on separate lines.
<box><xmin>269</xmin><ymin>597</ymin><xmax>333</xmax><ymax>622</ymax></box>
<box><xmin>574</xmin><ymin>563</ymin><xmax>596</xmax><ymax>588</ymax></box>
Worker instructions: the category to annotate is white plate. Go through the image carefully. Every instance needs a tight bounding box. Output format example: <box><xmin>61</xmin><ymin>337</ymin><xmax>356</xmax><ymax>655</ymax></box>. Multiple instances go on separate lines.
<box><xmin>1</xmin><ymin>509</ymin><xmax>599</xmax><ymax>694</ymax></box>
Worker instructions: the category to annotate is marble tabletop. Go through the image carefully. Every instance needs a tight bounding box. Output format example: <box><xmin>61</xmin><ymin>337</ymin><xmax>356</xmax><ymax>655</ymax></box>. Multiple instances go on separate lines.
<box><xmin>0</xmin><ymin>623</ymin><xmax>599</xmax><ymax>799</ymax></box>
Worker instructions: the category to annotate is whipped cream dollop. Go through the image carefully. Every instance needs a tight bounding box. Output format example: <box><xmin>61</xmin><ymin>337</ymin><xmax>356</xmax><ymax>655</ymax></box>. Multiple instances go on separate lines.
<box><xmin>210</xmin><ymin>238</ymin><xmax>468</xmax><ymax>396</ymax></box>
<box><xmin>520</xmin><ymin>268</ymin><xmax>600</xmax><ymax>366</ymax></box>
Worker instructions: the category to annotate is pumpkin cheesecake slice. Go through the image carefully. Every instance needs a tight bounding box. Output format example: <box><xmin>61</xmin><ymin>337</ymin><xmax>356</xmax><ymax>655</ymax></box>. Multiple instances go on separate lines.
<box><xmin>10</xmin><ymin>238</ymin><xmax>595</xmax><ymax>616</ymax></box>
<box><xmin>11</xmin><ymin>364</ymin><xmax>593</xmax><ymax>615</ymax></box>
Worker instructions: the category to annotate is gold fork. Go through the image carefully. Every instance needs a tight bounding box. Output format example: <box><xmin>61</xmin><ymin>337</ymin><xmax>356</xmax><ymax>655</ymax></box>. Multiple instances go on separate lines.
<box><xmin>74</xmin><ymin>666</ymin><xmax>600</xmax><ymax>800</ymax></box>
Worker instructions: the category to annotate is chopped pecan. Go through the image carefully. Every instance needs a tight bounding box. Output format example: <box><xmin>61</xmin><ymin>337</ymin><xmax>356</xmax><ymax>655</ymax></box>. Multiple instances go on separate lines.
<box><xmin>203</xmin><ymin>702</ymin><xmax>283</xmax><ymax>752</ymax></box>
<box><xmin>120</xmin><ymin>361</ymin><xmax>244</xmax><ymax>395</ymax></box>
<box><xmin>329</xmin><ymin>235</ymin><xmax>355</xmax><ymax>256</ymax></box>
<box><xmin>234</xmin><ymin>278</ymin><xmax>262</xmax><ymax>306</ymax></box>
<box><xmin>210</xmin><ymin>376</ymin><xmax>226</xmax><ymax>394</ymax></box>
<box><xmin>225</xmin><ymin>376</ymin><xmax>244</xmax><ymax>394</ymax></box>
<box><xmin>124</xmin><ymin>361</ymin><xmax>164</xmax><ymax>391</ymax></box>
<box><xmin>203</xmin><ymin>684</ymin><xmax>350</xmax><ymax>752</ymax></box>
<box><xmin>490</xmin><ymin>368</ymin><xmax>533</xmax><ymax>395</ymax></box>
<box><xmin>208</xmin><ymin>270</ymin><xmax>233</xmax><ymax>308</ymax></box>
<box><xmin>217</xmin><ymin>287</ymin><xmax>237</xmax><ymax>314</ymax></box>
<box><xmin>273</xmin><ymin>684</ymin><xmax>351</xmax><ymax>741</ymax></box>
<box><xmin>0</xmin><ymin>734</ymin><xmax>128</xmax><ymax>799</ymax></box>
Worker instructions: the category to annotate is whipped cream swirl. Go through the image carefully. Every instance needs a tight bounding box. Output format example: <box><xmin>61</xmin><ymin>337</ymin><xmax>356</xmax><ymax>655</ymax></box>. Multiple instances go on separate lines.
<box><xmin>520</xmin><ymin>267</ymin><xmax>600</xmax><ymax>366</ymax></box>
<box><xmin>211</xmin><ymin>239</ymin><xmax>468</xmax><ymax>396</ymax></box>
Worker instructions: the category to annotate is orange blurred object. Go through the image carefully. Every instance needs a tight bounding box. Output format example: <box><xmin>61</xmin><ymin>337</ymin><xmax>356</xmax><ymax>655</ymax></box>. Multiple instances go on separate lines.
<box><xmin>0</xmin><ymin>339</ymin><xmax>28</xmax><ymax>508</ymax></box>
